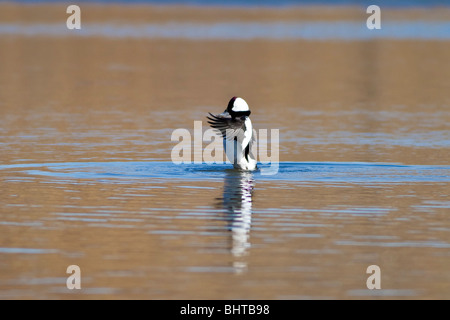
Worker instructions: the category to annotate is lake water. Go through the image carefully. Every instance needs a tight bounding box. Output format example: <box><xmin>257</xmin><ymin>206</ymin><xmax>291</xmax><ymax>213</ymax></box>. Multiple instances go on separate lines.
<box><xmin>2</xmin><ymin>21</ymin><xmax>450</xmax><ymax>40</ymax></box>
<box><xmin>0</xmin><ymin>3</ymin><xmax>449</xmax><ymax>299</ymax></box>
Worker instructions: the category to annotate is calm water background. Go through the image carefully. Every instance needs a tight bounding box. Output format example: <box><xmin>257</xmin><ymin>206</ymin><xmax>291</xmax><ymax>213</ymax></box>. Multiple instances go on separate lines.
<box><xmin>0</xmin><ymin>3</ymin><xmax>449</xmax><ymax>299</ymax></box>
<box><xmin>4</xmin><ymin>0</ymin><xmax>450</xmax><ymax>7</ymax></box>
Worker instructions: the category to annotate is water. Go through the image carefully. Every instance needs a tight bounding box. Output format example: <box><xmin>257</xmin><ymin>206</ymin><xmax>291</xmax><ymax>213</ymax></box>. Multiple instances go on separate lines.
<box><xmin>1</xmin><ymin>160</ymin><xmax>449</xmax><ymax>298</ymax></box>
<box><xmin>5</xmin><ymin>0</ymin><xmax>450</xmax><ymax>8</ymax></box>
<box><xmin>2</xmin><ymin>161</ymin><xmax>450</xmax><ymax>184</ymax></box>
<box><xmin>2</xmin><ymin>21</ymin><xmax>450</xmax><ymax>40</ymax></box>
<box><xmin>1</xmin><ymin>3</ymin><xmax>450</xmax><ymax>299</ymax></box>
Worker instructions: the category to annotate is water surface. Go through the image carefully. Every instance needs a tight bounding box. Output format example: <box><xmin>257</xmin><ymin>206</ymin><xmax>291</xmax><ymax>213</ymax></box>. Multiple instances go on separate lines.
<box><xmin>1</xmin><ymin>160</ymin><xmax>449</xmax><ymax>298</ymax></box>
<box><xmin>2</xmin><ymin>21</ymin><xmax>450</xmax><ymax>40</ymax></box>
<box><xmin>0</xmin><ymin>3</ymin><xmax>449</xmax><ymax>299</ymax></box>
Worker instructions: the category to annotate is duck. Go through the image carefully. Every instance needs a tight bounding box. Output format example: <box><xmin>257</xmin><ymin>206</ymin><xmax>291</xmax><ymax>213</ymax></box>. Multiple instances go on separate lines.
<box><xmin>207</xmin><ymin>97</ymin><xmax>257</xmax><ymax>171</ymax></box>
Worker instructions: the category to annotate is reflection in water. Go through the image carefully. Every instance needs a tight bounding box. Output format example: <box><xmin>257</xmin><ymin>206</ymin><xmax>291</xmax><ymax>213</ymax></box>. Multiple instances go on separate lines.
<box><xmin>221</xmin><ymin>170</ymin><xmax>254</xmax><ymax>273</ymax></box>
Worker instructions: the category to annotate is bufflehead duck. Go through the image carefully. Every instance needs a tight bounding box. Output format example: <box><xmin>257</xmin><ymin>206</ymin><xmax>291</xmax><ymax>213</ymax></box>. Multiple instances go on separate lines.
<box><xmin>207</xmin><ymin>97</ymin><xmax>257</xmax><ymax>171</ymax></box>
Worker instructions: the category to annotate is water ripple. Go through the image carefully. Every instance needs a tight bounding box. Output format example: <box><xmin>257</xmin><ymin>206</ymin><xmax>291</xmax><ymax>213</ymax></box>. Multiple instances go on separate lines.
<box><xmin>1</xmin><ymin>161</ymin><xmax>449</xmax><ymax>184</ymax></box>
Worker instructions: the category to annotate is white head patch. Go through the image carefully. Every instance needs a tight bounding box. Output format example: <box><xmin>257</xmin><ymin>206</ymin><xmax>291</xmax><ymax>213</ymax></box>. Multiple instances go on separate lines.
<box><xmin>232</xmin><ymin>97</ymin><xmax>249</xmax><ymax>112</ymax></box>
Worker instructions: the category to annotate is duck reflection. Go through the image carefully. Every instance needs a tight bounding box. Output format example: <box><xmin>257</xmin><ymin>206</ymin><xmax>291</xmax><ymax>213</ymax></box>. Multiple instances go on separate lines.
<box><xmin>221</xmin><ymin>170</ymin><xmax>254</xmax><ymax>273</ymax></box>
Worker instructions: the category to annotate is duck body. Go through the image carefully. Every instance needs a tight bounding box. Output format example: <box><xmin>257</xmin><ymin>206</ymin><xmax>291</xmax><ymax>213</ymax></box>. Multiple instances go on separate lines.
<box><xmin>207</xmin><ymin>97</ymin><xmax>257</xmax><ymax>171</ymax></box>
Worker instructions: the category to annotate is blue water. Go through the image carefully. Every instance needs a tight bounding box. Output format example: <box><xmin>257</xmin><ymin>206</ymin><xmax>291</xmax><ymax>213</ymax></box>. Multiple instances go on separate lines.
<box><xmin>4</xmin><ymin>0</ymin><xmax>450</xmax><ymax>8</ymax></box>
<box><xmin>2</xmin><ymin>161</ymin><xmax>450</xmax><ymax>184</ymax></box>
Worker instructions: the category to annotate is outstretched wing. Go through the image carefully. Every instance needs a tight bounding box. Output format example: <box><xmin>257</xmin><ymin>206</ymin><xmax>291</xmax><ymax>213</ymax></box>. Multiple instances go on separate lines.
<box><xmin>206</xmin><ymin>112</ymin><xmax>246</xmax><ymax>141</ymax></box>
